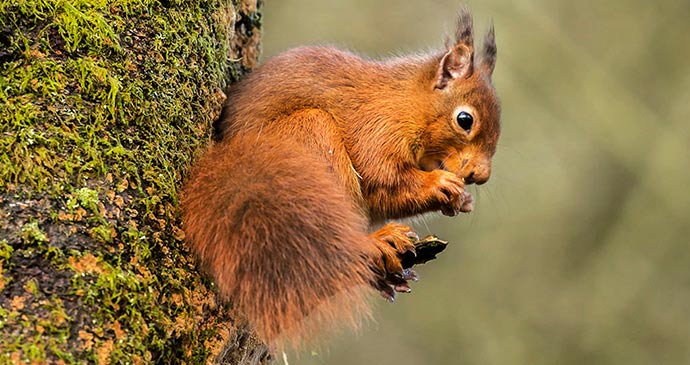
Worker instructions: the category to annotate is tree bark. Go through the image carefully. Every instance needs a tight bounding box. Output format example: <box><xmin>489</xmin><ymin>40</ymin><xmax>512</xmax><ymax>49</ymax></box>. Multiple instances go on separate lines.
<box><xmin>0</xmin><ymin>0</ymin><xmax>268</xmax><ymax>363</ymax></box>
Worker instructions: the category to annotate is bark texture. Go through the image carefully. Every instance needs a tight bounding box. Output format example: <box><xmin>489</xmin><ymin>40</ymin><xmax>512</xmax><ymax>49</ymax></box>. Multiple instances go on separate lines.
<box><xmin>0</xmin><ymin>0</ymin><xmax>267</xmax><ymax>363</ymax></box>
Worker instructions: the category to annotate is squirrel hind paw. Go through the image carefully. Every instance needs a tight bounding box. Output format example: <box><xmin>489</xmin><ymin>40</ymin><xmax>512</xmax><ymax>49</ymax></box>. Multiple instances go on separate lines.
<box><xmin>367</xmin><ymin>223</ymin><xmax>424</xmax><ymax>301</ymax></box>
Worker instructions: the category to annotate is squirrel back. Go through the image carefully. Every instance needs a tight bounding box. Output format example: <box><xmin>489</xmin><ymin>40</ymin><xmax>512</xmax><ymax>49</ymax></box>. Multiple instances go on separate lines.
<box><xmin>184</xmin><ymin>8</ymin><xmax>500</xmax><ymax>347</ymax></box>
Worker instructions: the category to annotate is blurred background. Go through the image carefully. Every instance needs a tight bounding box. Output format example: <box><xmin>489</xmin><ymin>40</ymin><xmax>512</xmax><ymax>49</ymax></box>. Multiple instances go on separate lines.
<box><xmin>261</xmin><ymin>1</ymin><xmax>690</xmax><ymax>364</ymax></box>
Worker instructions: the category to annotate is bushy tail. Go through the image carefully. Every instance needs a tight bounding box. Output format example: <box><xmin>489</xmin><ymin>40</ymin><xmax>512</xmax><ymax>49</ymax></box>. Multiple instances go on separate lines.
<box><xmin>182</xmin><ymin>135</ymin><xmax>374</xmax><ymax>346</ymax></box>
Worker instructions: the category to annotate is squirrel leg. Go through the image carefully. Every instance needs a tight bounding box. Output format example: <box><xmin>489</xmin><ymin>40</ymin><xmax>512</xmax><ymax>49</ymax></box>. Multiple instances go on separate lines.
<box><xmin>365</xmin><ymin>168</ymin><xmax>473</xmax><ymax>219</ymax></box>
<box><xmin>367</xmin><ymin>222</ymin><xmax>421</xmax><ymax>301</ymax></box>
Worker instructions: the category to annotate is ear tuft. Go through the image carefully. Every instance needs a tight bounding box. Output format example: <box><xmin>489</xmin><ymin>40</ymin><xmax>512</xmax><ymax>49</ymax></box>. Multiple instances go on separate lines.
<box><xmin>455</xmin><ymin>6</ymin><xmax>474</xmax><ymax>49</ymax></box>
<box><xmin>480</xmin><ymin>23</ymin><xmax>497</xmax><ymax>76</ymax></box>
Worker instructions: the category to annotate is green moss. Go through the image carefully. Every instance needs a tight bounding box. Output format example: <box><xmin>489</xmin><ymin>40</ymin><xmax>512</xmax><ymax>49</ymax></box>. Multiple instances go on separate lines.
<box><xmin>21</xmin><ymin>221</ymin><xmax>48</xmax><ymax>245</ymax></box>
<box><xmin>44</xmin><ymin>244</ymin><xmax>66</xmax><ymax>263</ymax></box>
<box><xmin>1</xmin><ymin>0</ymin><xmax>238</xmax><ymax>195</ymax></box>
<box><xmin>0</xmin><ymin>307</ymin><xmax>7</xmax><ymax>328</ymax></box>
<box><xmin>55</xmin><ymin>0</ymin><xmax>122</xmax><ymax>53</ymax></box>
<box><xmin>23</xmin><ymin>279</ymin><xmax>39</xmax><ymax>295</ymax></box>
<box><xmin>73</xmin><ymin>187</ymin><xmax>100</xmax><ymax>214</ymax></box>
<box><xmin>1</xmin><ymin>0</ymin><xmax>264</xmax><ymax>363</ymax></box>
<box><xmin>0</xmin><ymin>294</ymin><xmax>75</xmax><ymax>364</ymax></box>
<box><xmin>89</xmin><ymin>223</ymin><xmax>113</xmax><ymax>243</ymax></box>
<box><xmin>0</xmin><ymin>240</ymin><xmax>13</xmax><ymax>261</ymax></box>
<box><xmin>22</xmin><ymin>342</ymin><xmax>46</xmax><ymax>362</ymax></box>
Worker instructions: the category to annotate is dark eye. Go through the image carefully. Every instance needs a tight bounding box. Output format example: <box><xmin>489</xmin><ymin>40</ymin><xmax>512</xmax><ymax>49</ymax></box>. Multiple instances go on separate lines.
<box><xmin>456</xmin><ymin>111</ymin><xmax>474</xmax><ymax>133</ymax></box>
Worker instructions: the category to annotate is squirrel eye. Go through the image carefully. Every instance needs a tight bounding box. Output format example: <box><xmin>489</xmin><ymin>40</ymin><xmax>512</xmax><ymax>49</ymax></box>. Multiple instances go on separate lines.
<box><xmin>456</xmin><ymin>111</ymin><xmax>474</xmax><ymax>133</ymax></box>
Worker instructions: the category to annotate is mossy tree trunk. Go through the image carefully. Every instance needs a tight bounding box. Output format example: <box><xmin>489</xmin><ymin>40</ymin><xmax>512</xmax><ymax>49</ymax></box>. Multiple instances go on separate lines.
<box><xmin>0</xmin><ymin>0</ymin><xmax>267</xmax><ymax>363</ymax></box>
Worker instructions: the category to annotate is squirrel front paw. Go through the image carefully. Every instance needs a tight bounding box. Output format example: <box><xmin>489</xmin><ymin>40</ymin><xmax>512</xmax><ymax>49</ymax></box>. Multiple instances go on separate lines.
<box><xmin>427</xmin><ymin>170</ymin><xmax>474</xmax><ymax>216</ymax></box>
<box><xmin>367</xmin><ymin>222</ymin><xmax>420</xmax><ymax>302</ymax></box>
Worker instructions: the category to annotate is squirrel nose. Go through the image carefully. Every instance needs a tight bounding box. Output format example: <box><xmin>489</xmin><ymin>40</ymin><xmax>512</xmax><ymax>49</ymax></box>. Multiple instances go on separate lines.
<box><xmin>463</xmin><ymin>168</ymin><xmax>490</xmax><ymax>185</ymax></box>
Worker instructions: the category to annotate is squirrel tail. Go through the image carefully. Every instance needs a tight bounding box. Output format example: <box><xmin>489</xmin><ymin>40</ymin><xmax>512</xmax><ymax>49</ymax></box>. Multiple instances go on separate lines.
<box><xmin>182</xmin><ymin>135</ymin><xmax>374</xmax><ymax>346</ymax></box>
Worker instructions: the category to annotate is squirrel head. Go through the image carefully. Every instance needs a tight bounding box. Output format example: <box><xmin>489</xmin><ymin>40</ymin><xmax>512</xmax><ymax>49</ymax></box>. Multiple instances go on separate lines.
<box><xmin>419</xmin><ymin>9</ymin><xmax>500</xmax><ymax>186</ymax></box>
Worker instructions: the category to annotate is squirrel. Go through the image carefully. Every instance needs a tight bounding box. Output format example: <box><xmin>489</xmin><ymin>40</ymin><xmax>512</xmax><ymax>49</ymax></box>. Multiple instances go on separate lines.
<box><xmin>182</xmin><ymin>8</ymin><xmax>500</xmax><ymax>347</ymax></box>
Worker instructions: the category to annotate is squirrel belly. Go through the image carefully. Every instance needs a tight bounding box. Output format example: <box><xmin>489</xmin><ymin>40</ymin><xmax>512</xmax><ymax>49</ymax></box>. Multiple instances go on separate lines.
<box><xmin>182</xmin><ymin>111</ymin><xmax>374</xmax><ymax>344</ymax></box>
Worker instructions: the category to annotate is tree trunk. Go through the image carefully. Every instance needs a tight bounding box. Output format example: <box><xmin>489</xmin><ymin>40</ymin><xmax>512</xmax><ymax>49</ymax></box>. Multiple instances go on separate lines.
<box><xmin>0</xmin><ymin>0</ymin><xmax>268</xmax><ymax>363</ymax></box>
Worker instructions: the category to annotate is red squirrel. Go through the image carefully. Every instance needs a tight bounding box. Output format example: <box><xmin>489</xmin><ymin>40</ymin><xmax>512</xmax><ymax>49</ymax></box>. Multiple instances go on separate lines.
<box><xmin>182</xmin><ymin>8</ymin><xmax>500</xmax><ymax>346</ymax></box>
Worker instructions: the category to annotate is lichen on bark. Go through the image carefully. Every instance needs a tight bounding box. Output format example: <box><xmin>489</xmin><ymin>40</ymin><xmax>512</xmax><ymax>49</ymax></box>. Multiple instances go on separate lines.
<box><xmin>0</xmin><ymin>0</ymin><xmax>267</xmax><ymax>363</ymax></box>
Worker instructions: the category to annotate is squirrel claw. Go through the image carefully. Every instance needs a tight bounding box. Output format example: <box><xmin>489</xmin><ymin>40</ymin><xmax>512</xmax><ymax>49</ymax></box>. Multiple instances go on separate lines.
<box><xmin>405</xmin><ymin>231</ymin><xmax>420</xmax><ymax>241</ymax></box>
<box><xmin>402</xmin><ymin>268</ymin><xmax>419</xmax><ymax>282</ymax></box>
<box><xmin>459</xmin><ymin>192</ymin><xmax>474</xmax><ymax>212</ymax></box>
<box><xmin>375</xmin><ymin>279</ymin><xmax>396</xmax><ymax>302</ymax></box>
<box><xmin>442</xmin><ymin>190</ymin><xmax>474</xmax><ymax>216</ymax></box>
<box><xmin>387</xmin><ymin>272</ymin><xmax>411</xmax><ymax>290</ymax></box>
<box><xmin>394</xmin><ymin>283</ymin><xmax>412</xmax><ymax>293</ymax></box>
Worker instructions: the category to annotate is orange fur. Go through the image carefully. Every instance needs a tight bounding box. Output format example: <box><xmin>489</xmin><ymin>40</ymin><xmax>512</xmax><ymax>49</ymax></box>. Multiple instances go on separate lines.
<box><xmin>182</xmin><ymin>8</ymin><xmax>501</xmax><ymax>347</ymax></box>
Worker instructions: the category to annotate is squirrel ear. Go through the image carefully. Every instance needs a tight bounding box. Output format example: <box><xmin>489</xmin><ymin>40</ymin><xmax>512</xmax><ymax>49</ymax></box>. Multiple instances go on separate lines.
<box><xmin>479</xmin><ymin>23</ymin><xmax>497</xmax><ymax>76</ymax></box>
<box><xmin>434</xmin><ymin>44</ymin><xmax>473</xmax><ymax>89</ymax></box>
<box><xmin>435</xmin><ymin>8</ymin><xmax>475</xmax><ymax>90</ymax></box>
